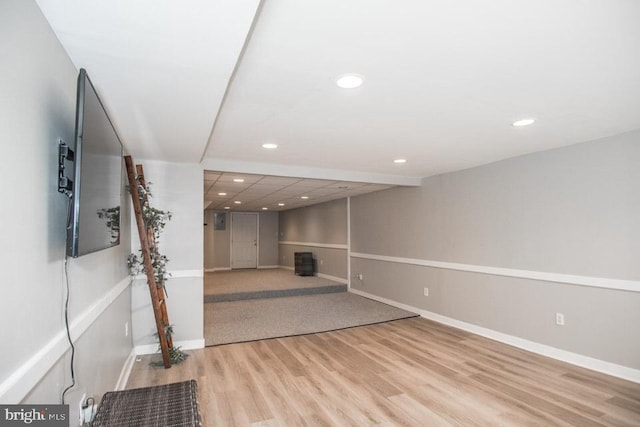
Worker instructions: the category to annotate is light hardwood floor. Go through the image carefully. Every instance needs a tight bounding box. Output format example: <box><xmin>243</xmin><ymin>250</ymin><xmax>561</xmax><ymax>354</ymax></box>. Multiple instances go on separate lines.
<box><xmin>127</xmin><ymin>317</ymin><xmax>640</xmax><ymax>426</ymax></box>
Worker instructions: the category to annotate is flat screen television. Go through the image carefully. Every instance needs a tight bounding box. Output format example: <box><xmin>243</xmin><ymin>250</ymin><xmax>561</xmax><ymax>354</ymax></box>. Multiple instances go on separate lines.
<box><xmin>67</xmin><ymin>68</ymin><xmax>123</xmax><ymax>258</ymax></box>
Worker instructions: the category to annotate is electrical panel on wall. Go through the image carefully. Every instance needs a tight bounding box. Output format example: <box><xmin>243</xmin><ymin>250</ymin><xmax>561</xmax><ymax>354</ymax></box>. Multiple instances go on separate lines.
<box><xmin>214</xmin><ymin>212</ymin><xmax>226</xmax><ymax>230</ymax></box>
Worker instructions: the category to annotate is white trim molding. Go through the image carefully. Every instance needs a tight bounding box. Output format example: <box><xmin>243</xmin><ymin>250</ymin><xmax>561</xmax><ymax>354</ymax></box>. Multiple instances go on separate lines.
<box><xmin>0</xmin><ymin>276</ymin><xmax>132</xmax><ymax>403</ymax></box>
<box><xmin>279</xmin><ymin>241</ymin><xmax>348</xmax><ymax>250</ymax></box>
<box><xmin>169</xmin><ymin>269</ymin><xmax>203</xmax><ymax>278</ymax></box>
<box><xmin>317</xmin><ymin>272</ymin><xmax>349</xmax><ymax>284</ymax></box>
<box><xmin>114</xmin><ymin>349</ymin><xmax>136</xmax><ymax>391</ymax></box>
<box><xmin>347</xmin><ymin>197</ymin><xmax>352</xmax><ymax>289</ymax></box>
<box><xmin>208</xmin><ymin>267</ymin><xmax>231</xmax><ymax>272</ymax></box>
<box><xmin>134</xmin><ymin>339</ymin><xmax>205</xmax><ymax>356</ymax></box>
<box><xmin>349</xmin><ymin>288</ymin><xmax>640</xmax><ymax>383</ymax></box>
<box><xmin>135</xmin><ymin>269</ymin><xmax>204</xmax><ymax>280</ymax></box>
<box><xmin>258</xmin><ymin>265</ymin><xmax>280</xmax><ymax>269</ymax></box>
<box><xmin>350</xmin><ymin>252</ymin><xmax>640</xmax><ymax>293</ymax></box>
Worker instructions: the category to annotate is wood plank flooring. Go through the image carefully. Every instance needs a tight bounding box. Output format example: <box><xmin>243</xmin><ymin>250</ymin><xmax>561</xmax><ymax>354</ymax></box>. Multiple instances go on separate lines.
<box><xmin>126</xmin><ymin>317</ymin><xmax>640</xmax><ymax>426</ymax></box>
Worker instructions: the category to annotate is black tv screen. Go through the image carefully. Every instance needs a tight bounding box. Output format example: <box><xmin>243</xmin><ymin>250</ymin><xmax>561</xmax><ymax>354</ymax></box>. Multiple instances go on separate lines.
<box><xmin>67</xmin><ymin>68</ymin><xmax>123</xmax><ymax>258</ymax></box>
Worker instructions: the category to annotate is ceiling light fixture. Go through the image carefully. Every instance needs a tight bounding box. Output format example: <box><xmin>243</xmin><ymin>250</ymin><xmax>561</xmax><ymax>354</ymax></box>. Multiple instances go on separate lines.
<box><xmin>301</xmin><ymin>196</ymin><xmax>309</xmax><ymax>199</ymax></box>
<box><xmin>218</xmin><ymin>192</ymin><xmax>227</xmax><ymax>196</ymax></box>
<box><xmin>512</xmin><ymin>118</ymin><xmax>535</xmax><ymax>127</ymax></box>
<box><xmin>262</xmin><ymin>207</ymin><xmax>268</xmax><ymax>210</ymax></box>
<box><xmin>262</xmin><ymin>143</ymin><xmax>278</xmax><ymax>149</ymax></box>
<box><xmin>336</xmin><ymin>74</ymin><xmax>364</xmax><ymax>89</ymax></box>
<box><xmin>233</xmin><ymin>178</ymin><xmax>245</xmax><ymax>183</ymax></box>
<box><xmin>224</xmin><ymin>207</ymin><xmax>230</xmax><ymax>210</ymax></box>
<box><xmin>393</xmin><ymin>159</ymin><xmax>407</xmax><ymax>164</ymax></box>
<box><xmin>278</xmin><ymin>203</ymin><xmax>285</xmax><ymax>207</ymax></box>
<box><xmin>234</xmin><ymin>201</ymin><xmax>241</xmax><ymax>204</ymax></box>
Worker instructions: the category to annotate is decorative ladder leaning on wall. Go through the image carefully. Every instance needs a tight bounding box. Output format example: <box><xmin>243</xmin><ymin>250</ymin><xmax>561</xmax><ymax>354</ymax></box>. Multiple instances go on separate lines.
<box><xmin>125</xmin><ymin>156</ymin><xmax>172</xmax><ymax>369</ymax></box>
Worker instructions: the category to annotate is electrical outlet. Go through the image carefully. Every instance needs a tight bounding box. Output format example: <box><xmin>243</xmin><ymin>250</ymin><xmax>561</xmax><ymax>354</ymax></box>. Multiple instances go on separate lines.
<box><xmin>125</xmin><ymin>321</ymin><xmax>129</xmax><ymax>337</ymax></box>
<box><xmin>556</xmin><ymin>313</ymin><xmax>565</xmax><ymax>326</ymax></box>
<box><xmin>357</xmin><ymin>273</ymin><xmax>363</xmax><ymax>280</ymax></box>
<box><xmin>319</xmin><ymin>259</ymin><xmax>324</xmax><ymax>265</ymax></box>
<box><xmin>82</xmin><ymin>404</ymin><xmax>97</xmax><ymax>424</ymax></box>
<box><xmin>79</xmin><ymin>395</ymin><xmax>97</xmax><ymax>425</ymax></box>
<box><xmin>423</xmin><ymin>287</ymin><xmax>429</xmax><ymax>297</ymax></box>
<box><xmin>78</xmin><ymin>393</ymin><xmax>86</xmax><ymax>424</ymax></box>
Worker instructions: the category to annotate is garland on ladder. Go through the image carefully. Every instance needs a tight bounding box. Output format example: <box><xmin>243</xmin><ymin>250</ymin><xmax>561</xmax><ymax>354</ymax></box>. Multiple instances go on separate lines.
<box><xmin>127</xmin><ymin>178</ymin><xmax>188</xmax><ymax>366</ymax></box>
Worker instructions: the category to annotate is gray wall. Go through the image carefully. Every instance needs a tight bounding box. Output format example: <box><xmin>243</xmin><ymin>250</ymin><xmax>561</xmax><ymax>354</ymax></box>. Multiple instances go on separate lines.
<box><xmin>205</xmin><ymin>211</ymin><xmax>279</xmax><ymax>269</ymax></box>
<box><xmin>279</xmin><ymin>198</ymin><xmax>347</xmax><ymax>244</ymax></box>
<box><xmin>259</xmin><ymin>211</ymin><xmax>279</xmax><ymax>266</ymax></box>
<box><xmin>0</xmin><ymin>0</ymin><xmax>133</xmax><ymax>416</ymax></box>
<box><xmin>279</xmin><ymin>199</ymin><xmax>348</xmax><ymax>281</ymax></box>
<box><xmin>350</xmin><ymin>131</ymin><xmax>640</xmax><ymax>369</ymax></box>
<box><xmin>203</xmin><ymin>210</ymin><xmax>215</xmax><ymax>269</ymax></box>
<box><xmin>130</xmin><ymin>160</ymin><xmax>203</xmax><ymax>348</ymax></box>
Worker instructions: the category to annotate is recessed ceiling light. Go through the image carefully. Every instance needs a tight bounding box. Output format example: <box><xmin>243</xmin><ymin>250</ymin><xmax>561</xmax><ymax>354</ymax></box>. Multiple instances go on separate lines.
<box><xmin>512</xmin><ymin>118</ymin><xmax>535</xmax><ymax>127</ymax></box>
<box><xmin>224</xmin><ymin>207</ymin><xmax>230</xmax><ymax>210</ymax></box>
<box><xmin>301</xmin><ymin>196</ymin><xmax>309</xmax><ymax>199</ymax></box>
<box><xmin>234</xmin><ymin>201</ymin><xmax>241</xmax><ymax>204</ymax></box>
<box><xmin>336</xmin><ymin>74</ymin><xmax>364</xmax><ymax>89</ymax></box>
<box><xmin>262</xmin><ymin>143</ymin><xmax>278</xmax><ymax>149</ymax></box>
<box><xmin>393</xmin><ymin>158</ymin><xmax>407</xmax><ymax>164</ymax></box>
<box><xmin>278</xmin><ymin>203</ymin><xmax>285</xmax><ymax>207</ymax></box>
<box><xmin>218</xmin><ymin>192</ymin><xmax>227</xmax><ymax>196</ymax></box>
<box><xmin>233</xmin><ymin>178</ymin><xmax>245</xmax><ymax>183</ymax></box>
<box><xmin>262</xmin><ymin>207</ymin><xmax>268</xmax><ymax>210</ymax></box>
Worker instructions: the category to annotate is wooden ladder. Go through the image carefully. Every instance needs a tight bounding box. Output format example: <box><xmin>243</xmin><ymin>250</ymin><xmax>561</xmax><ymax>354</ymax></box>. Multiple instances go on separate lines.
<box><xmin>125</xmin><ymin>156</ymin><xmax>172</xmax><ymax>368</ymax></box>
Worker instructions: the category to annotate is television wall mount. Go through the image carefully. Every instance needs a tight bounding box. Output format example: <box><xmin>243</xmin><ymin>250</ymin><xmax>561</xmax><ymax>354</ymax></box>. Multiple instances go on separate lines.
<box><xmin>57</xmin><ymin>138</ymin><xmax>74</xmax><ymax>197</ymax></box>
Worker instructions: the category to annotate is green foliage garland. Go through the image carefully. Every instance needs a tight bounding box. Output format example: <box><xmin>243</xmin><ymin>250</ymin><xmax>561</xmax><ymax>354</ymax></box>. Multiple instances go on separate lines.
<box><xmin>127</xmin><ymin>178</ymin><xmax>188</xmax><ymax>366</ymax></box>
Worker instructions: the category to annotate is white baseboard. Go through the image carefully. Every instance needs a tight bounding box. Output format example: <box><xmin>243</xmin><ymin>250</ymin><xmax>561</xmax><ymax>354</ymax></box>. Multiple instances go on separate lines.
<box><xmin>348</xmin><ymin>288</ymin><xmax>640</xmax><ymax>384</ymax></box>
<box><xmin>208</xmin><ymin>266</ymin><xmax>280</xmax><ymax>271</ymax></box>
<box><xmin>134</xmin><ymin>338</ymin><xmax>205</xmax><ymax>356</ymax></box>
<box><xmin>114</xmin><ymin>349</ymin><xmax>136</xmax><ymax>391</ymax></box>
<box><xmin>317</xmin><ymin>272</ymin><xmax>348</xmax><ymax>284</ymax></box>
<box><xmin>277</xmin><ymin>266</ymin><xmax>347</xmax><ymax>284</ymax></box>
<box><xmin>349</xmin><ymin>288</ymin><xmax>420</xmax><ymax>314</ymax></box>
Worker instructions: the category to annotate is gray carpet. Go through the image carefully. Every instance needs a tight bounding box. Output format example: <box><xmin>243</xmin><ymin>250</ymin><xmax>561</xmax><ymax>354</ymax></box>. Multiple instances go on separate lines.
<box><xmin>204</xmin><ymin>292</ymin><xmax>418</xmax><ymax>346</ymax></box>
<box><xmin>203</xmin><ymin>283</ymin><xmax>347</xmax><ymax>302</ymax></box>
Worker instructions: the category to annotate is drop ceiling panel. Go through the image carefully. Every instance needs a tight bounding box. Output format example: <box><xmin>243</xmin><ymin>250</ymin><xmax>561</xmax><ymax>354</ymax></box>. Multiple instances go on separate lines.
<box><xmin>216</xmin><ymin>174</ymin><xmax>264</xmax><ymax>184</ymax></box>
<box><xmin>257</xmin><ymin>176</ymin><xmax>303</xmax><ymax>186</ymax></box>
<box><xmin>203</xmin><ymin>170</ymin><xmax>398</xmax><ymax>211</ymax></box>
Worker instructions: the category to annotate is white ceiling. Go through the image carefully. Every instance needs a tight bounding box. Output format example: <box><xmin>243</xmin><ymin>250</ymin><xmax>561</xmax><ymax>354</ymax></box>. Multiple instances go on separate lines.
<box><xmin>37</xmin><ymin>0</ymin><xmax>640</xmax><ymax>187</ymax></box>
<box><xmin>36</xmin><ymin>0</ymin><xmax>261</xmax><ymax>162</ymax></box>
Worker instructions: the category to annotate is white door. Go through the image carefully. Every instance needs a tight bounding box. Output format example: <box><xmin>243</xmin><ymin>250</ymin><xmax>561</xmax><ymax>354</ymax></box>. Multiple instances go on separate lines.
<box><xmin>231</xmin><ymin>213</ymin><xmax>258</xmax><ymax>269</ymax></box>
